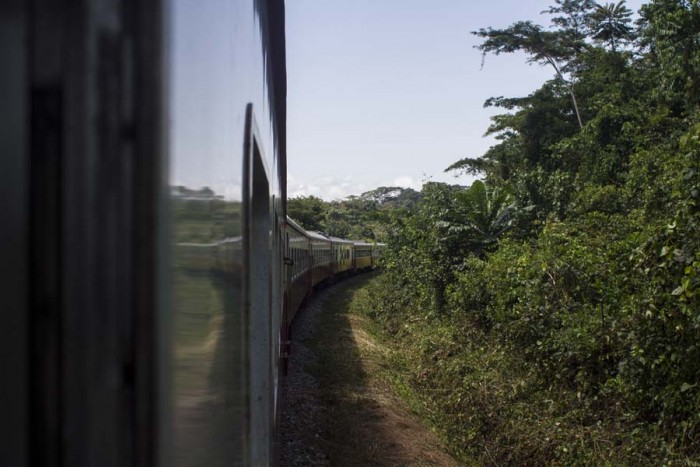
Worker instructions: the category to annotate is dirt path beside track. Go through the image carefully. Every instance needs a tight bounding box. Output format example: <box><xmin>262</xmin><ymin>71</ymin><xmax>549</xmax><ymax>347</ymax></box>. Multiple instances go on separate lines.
<box><xmin>281</xmin><ymin>274</ymin><xmax>461</xmax><ymax>467</ymax></box>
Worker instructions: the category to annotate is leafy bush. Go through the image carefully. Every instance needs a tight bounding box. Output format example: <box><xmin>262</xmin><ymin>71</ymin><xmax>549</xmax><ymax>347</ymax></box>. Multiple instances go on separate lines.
<box><xmin>367</xmin><ymin>1</ymin><xmax>700</xmax><ymax>463</ymax></box>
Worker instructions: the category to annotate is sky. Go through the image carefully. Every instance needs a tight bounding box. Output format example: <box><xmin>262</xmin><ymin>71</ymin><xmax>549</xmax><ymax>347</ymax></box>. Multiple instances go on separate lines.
<box><xmin>286</xmin><ymin>0</ymin><xmax>646</xmax><ymax>200</ymax></box>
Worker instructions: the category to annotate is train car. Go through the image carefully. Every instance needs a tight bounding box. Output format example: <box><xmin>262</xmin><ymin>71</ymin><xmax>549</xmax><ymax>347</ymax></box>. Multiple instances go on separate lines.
<box><xmin>331</xmin><ymin>237</ymin><xmax>355</xmax><ymax>277</ymax></box>
<box><xmin>2</xmin><ymin>1</ymin><xmax>389</xmax><ymax>466</ymax></box>
<box><xmin>169</xmin><ymin>1</ymin><xmax>288</xmax><ymax>465</ymax></box>
<box><xmin>308</xmin><ymin>231</ymin><xmax>333</xmax><ymax>287</ymax></box>
<box><xmin>281</xmin><ymin>217</ymin><xmax>310</xmax><ymax>376</ymax></box>
<box><xmin>1</xmin><ymin>1</ymin><xmax>287</xmax><ymax>466</ymax></box>
<box><xmin>285</xmin><ymin>218</ymin><xmax>311</xmax><ymax>323</ymax></box>
<box><xmin>353</xmin><ymin>241</ymin><xmax>374</xmax><ymax>270</ymax></box>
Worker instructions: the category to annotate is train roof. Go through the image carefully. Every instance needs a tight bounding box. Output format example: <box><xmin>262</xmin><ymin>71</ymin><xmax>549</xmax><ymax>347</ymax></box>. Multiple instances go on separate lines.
<box><xmin>285</xmin><ymin>216</ymin><xmax>386</xmax><ymax>248</ymax></box>
<box><xmin>352</xmin><ymin>241</ymin><xmax>373</xmax><ymax>247</ymax></box>
<box><xmin>329</xmin><ymin>236</ymin><xmax>354</xmax><ymax>245</ymax></box>
<box><xmin>307</xmin><ymin>230</ymin><xmax>331</xmax><ymax>241</ymax></box>
<box><xmin>286</xmin><ymin>216</ymin><xmax>308</xmax><ymax>235</ymax></box>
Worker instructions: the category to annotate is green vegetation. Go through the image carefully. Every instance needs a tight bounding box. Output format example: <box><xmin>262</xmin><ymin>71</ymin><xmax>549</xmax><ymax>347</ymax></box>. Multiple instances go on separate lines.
<box><xmin>363</xmin><ymin>1</ymin><xmax>700</xmax><ymax>464</ymax></box>
<box><xmin>287</xmin><ymin>186</ymin><xmax>420</xmax><ymax>240</ymax></box>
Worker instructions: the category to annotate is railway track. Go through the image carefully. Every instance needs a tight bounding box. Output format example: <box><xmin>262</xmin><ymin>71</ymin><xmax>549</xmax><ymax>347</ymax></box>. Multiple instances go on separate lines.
<box><xmin>281</xmin><ymin>274</ymin><xmax>461</xmax><ymax>467</ymax></box>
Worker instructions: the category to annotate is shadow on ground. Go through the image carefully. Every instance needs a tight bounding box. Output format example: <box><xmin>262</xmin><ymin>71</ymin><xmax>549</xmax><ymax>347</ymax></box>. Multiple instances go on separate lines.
<box><xmin>304</xmin><ymin>273</ymin><xmax>460</xmax><ymax>467</ymax></box>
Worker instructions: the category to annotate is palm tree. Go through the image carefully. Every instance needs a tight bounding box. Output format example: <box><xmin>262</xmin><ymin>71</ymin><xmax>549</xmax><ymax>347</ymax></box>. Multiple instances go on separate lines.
<box><xmin>588</xmin><ymin>1</ymin><xmax>633</xmax><ymax>52</ymax></box>
<box><xmin>443</xmin><ymin>181</ymin><xmax>518</xmax><ymax>258</ymax></box>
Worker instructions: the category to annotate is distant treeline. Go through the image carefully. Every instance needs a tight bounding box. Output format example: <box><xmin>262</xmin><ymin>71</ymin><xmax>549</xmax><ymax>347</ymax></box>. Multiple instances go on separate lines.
<box><xmin>287</xmin><ymin>186</ymin><xmax>423</xmax><ymax>240</ymax></box>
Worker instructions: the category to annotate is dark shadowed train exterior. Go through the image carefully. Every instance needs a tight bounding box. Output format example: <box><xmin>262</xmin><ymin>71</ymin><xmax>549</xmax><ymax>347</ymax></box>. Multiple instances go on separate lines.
<box><xmin>1</xmin><ymin>0</ymin><xmax>382</xmax><ymax>466</ymax></box>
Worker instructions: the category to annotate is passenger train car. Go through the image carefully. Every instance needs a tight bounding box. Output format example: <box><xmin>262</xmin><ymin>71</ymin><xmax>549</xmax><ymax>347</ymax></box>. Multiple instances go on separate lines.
<box><xmin>1</xmin><ymin>1</ymin><xmax>382</xmax><ymax>466</ymax></box>
<box><xmin>280</xmin><ymin>223</ymin><xmax>385</xmax><ymax>375</ymax></box>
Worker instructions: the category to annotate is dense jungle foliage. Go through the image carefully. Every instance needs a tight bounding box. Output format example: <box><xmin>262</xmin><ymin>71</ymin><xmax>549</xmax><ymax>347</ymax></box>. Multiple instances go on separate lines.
<box><xmin>361</xmin><ymin>1</ymin><xmax>700</xmax><ymax>464</ymax></box>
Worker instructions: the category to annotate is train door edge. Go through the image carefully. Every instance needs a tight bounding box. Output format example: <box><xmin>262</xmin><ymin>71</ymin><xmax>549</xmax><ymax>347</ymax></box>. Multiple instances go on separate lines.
<box><xmin>241</xmin><ymin>103</ymin><xmax>274</xmax><ymax>466</ymax></box>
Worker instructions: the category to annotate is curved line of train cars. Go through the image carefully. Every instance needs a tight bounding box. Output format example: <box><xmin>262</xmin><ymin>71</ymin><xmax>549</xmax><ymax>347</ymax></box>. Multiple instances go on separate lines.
<box><xmin>283</xmin><ymin>217</ymin><xmax>384</xmax><ymax>362</ymax></box>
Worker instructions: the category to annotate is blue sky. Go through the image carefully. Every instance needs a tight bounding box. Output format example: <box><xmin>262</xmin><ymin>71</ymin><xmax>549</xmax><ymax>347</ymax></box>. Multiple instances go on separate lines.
<box><xmin>286</xmin><ymin>0</ymin><xmax>646</xmax><ymax>200</ymax></box>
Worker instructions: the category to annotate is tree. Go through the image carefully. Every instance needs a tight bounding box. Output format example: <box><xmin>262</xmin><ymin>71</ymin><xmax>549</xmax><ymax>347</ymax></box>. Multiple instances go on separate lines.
<box><xmin>588</xmin><ymin>1</ymin><xmax>633</xmax><ymax>51</ymax></box>
<box><xmin>360</xmin><ymin>186</ymin><xmax>422</xmax><ymax>209</ymax></box>
<box><xmin>473</xmin><ymin>20</ymin><xmax>587</xmax><ymax>128</ymax></box>
<box><xmin>360</xmin><ymin>186</ymin><xmax>403</xmax><ymax>204</ymax></box>
<box><xmin>372</xmin><ymin>1</ymin><xmax>700</xmax><ymax>461</ymax></box>
<box><xmin>445</xmin><ymin>181</ymin><xmax>518</xmax><ymax>257</ymax></box>
<box><xmin>287</xmin><ymin>195</ymin><xmax>327</xmax><ymax>231</ymax></box>
<box><xmin>638</xmin><ymin>0</ymin><xmax>700</xmax><ymax>109</ymax></box>
<box><xmin>544</xmin><ymin>0</ymin><xmax>598</xmax><ymax>38</ymax></box>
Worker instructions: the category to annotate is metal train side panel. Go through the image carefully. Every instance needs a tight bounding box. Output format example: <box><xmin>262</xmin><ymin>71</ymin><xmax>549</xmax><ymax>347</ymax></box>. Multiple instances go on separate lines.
<box><xmin>285</xmin><ymin>218</ymin><xmax>311</xmax><ymax>322</ymax></box>
<box><xmin>2</xmin><ymin>1</ymin><xmax>287</xmax><ymax>465</ymax></box>
<box><xmin>242</xmin><ymin>107</ymin><xmax>276</xmax><ymax>466</ymax></box>
<box><xmin>5</xmin><ymin>0</ymin><xmax>168</xmax><ymax>465</ymax></box>
<box><xmin>331</xmin><ymin>237</ymin><xmax>355</xmax><ymax>275</ymax></box>
<box><xmin>168</xmin><ymin>0</ymin><xmax>286</xmax><ymax>466</ymax></box>
<box><xmin>0</xmin><ymin>2</ymin><xmax>28</xmax><ymax>464</ymax></box>
<box><xmin>308</xmin><ymin>231</ymin><xmax>332</xmax><ymax>287</ymax></box>
<box><xmin>354</xmin><ymin>242</ymin><xmax>374</xmax><ymax>270</ymax></box>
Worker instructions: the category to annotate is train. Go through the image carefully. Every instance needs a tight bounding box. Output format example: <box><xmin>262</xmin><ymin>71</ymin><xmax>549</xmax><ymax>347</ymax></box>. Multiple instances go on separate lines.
<box><xmin>282</xmin><ymin>217</ymin><xmax>384</xmax><ymax>368</ymax></box>
<box><xmin>1</xmin><ymin>0</ymin><xmax>381</xmax><ymax>466</ymax></box>
<box><xmin>172</xmin><ymin>201</ymin><xmax>383</xmax><ymax>466</ymax></box>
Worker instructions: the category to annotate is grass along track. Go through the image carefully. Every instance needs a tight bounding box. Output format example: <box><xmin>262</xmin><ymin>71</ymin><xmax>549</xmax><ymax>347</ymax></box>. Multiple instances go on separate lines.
<box><xmin>284</xmin><ymin>272</ymin><xmax>460</xmax><ymax>467</ymax></box>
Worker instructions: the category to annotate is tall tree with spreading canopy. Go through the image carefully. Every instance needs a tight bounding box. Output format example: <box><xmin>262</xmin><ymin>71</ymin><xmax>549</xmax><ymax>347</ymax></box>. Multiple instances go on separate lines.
<box><xmin>473</xmin><ymin>18</ymin><xmax>589</xmax><ymax>128</ymax></box>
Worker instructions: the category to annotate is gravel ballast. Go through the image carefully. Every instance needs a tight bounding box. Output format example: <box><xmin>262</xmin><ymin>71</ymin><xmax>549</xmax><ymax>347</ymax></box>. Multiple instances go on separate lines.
<box><xmin>280</xmin><ymin>287</ymin><xmax>332</xmax><ymax>466</ymax></box>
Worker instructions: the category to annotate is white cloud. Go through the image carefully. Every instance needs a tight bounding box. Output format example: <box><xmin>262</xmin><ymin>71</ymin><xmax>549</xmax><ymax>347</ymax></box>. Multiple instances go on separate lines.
<box><xmin>288</xmin><ymin>173</ymin><xmax>371</xmax><ymax>201</ymax></box>
<box><xmin>288</xmin><ymin>173</ymin><xmax>433</xmax><ymax>201</ymax></box>
<box><xmin>391</xmin><ymin>176</ymin><xmax>422</xmax><ymax>191</ymax></box>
